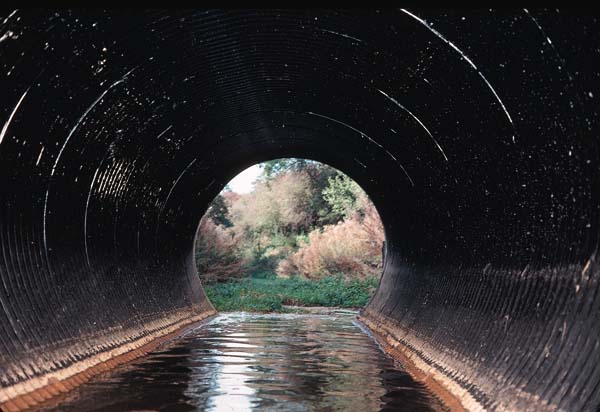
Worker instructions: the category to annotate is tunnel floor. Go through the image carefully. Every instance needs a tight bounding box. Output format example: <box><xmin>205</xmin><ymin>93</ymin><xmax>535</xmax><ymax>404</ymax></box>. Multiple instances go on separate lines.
<box><xmin>31</xmin><ymin>311</ymin><xmax>440</xmax><ymax>412</ymax></box>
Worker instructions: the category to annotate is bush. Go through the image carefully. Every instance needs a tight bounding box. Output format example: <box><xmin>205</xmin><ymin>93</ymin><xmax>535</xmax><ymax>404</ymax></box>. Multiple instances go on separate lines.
<box><xmin>276</xmin><ymin>203</ymin><xmax>384</xmax><ymax>280</ymax></box>
<box><xmin>195</xmin><ymin>215</ymin><xmax>247</xmax><ymax>283</ymax></box>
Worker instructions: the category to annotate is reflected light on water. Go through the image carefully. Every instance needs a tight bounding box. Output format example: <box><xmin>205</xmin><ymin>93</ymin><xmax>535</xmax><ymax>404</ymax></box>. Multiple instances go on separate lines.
<box><xmin>35</xmin><ymin>312</ymin><xmax>440</xmax><ymax>412</ymax></box>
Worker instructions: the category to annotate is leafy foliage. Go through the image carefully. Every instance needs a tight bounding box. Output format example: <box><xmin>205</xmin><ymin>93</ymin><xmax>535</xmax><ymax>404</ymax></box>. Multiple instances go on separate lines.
<box><xmin>195</xmin><ymin>215</ymin><xmax>247</xmax><ymax>282</ymax></box>
<box><xmin>259</xmin><ymin>158</ymin><xmax>312</xmax><ymax>181</ymax></box>
<box><xmin>322</xmin><ymin>172</ymin><xmax>364</xmax><ymax>221</ymax></box>
<box><xmin>207</xmin><ymin>194</ymin><xmax>233</xmax><ymax>228</ymax></box>
<box><xmin>204</xmin><ymin>276</ymin><xmax>380</xmax><ymax>312</ymax></box>
<box><xmin>195</xmin><ymin>158</ymin><xmax>384</xmax><ymax>298</ymax></box>
<box><xmin>231</xmin><ymin>171</ymin><xmax>315</xmax><ymax>236</ymax></box>
<box><xmin>277</xmin><ymin>201</ymin><xmax>384</xmax><ymax>279</ymax></box>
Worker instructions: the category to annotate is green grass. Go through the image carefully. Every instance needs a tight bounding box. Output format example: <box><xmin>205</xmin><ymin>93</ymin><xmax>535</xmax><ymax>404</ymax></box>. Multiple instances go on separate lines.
<box><xmin>203</xmin><ymin>275</ymin><xmax>380</xmax><ymax>312</ymax></box>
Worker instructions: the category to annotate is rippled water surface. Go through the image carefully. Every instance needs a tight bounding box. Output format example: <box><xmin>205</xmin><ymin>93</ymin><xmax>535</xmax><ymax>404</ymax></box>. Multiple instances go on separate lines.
<box><xmin>39</xmin><ymin>312</ymin><xmax>440</xmax><ymax>411</ymax></box>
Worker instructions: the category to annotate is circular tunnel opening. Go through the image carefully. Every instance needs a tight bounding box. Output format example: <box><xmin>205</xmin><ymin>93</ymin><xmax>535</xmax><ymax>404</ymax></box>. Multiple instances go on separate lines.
<box><xmin>194</xmin><ymin>158</ymin><xmax>386</xmax><ymax>311</ymax></box>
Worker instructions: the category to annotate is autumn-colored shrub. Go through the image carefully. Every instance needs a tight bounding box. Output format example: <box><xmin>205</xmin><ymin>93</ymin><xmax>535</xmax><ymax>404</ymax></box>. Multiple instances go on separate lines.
<box><xmin>277</xmin><ymin>203</ymin><xmax>384</xmax><ymax>280</ymax></box>
<box><xmin>230</xmin><ymin>170</ymin><xmax>316</xmax><ymax>236</ymax></box>
<box><xmin>195</xmin><ymin>215</ymin><xmax>247</xmax><ymax>283</ymax></box>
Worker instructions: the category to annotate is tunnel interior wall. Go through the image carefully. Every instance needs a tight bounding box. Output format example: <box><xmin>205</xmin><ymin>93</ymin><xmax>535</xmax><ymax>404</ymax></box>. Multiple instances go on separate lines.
<box><xmin>0</xmin><ymin>9</ymin><xmax>599</xmax><ymax>411</ymax></box>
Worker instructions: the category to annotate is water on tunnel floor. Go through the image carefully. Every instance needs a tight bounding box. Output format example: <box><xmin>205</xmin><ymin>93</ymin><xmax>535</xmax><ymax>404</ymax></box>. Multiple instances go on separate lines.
<box><xmin>35</xmin><ymin>312</ymin><xmax>441</xmax><ymax>412</ymax></box>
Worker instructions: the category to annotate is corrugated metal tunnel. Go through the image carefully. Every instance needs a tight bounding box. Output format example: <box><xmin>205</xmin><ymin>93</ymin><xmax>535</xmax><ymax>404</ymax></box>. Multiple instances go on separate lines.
<box><xmin>1</xmin><ymin>9</ymin><xmax>599</xmax><ymax>412</ymax></box>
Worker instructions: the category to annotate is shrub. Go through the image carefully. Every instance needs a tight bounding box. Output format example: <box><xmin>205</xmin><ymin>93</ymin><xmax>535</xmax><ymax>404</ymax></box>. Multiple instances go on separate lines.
<box><xmin>195</xmin><ymin>215</ymin><xmax>247</xmax><ymax>283</ymax></box>
<box><xmin>277</xmin><ymin>203</ymin><xmax>384</xmax><ymax>280</ymax></box>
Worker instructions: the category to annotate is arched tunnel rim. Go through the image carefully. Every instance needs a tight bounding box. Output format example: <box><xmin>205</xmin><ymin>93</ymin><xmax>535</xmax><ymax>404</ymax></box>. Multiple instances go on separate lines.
<box><xmin>1</xmin><ymin>9</ymin><xmax>599</xmax><ymax>412</ymax></box>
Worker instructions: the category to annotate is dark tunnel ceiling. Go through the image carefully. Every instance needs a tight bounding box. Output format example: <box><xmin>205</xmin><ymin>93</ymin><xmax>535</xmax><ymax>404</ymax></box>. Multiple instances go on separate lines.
<box><xmin>0</xmin><ymin>9</ymin><xmax>600</xmax><ymax>412</ymax></box>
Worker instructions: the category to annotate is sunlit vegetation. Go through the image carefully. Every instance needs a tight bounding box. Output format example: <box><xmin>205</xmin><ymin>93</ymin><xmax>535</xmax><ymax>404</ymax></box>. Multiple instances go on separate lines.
<box><xmin>204</xmin><ymin>276</ymin><xmax>380</xmax><ymax>312</ymax></box>
<box><xmin>195</xmin><ymin>159</ymin><xmax>384</xmax><ymax>309</ymax></box>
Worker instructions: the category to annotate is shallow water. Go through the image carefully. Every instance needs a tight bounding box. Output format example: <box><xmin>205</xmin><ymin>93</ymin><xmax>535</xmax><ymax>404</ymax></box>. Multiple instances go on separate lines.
<box><xmin>38</xmin><ymin>312</ymin><xmax>440</xmax><ymax>412</ymax></box>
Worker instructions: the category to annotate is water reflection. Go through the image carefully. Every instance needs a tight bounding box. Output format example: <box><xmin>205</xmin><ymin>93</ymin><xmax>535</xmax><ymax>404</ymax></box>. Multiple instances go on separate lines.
<box><xmin>37</xmin><ymin>312</ymin><xmax>440</xmax><ymax>412</ymax></box>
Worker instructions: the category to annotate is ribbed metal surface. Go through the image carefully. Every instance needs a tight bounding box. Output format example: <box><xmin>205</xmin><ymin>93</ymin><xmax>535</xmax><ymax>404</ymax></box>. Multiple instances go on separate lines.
<box><xmin>0</xmin><ymin>9</ymin><xmax>598</xmax><ymax>411</ymax></box>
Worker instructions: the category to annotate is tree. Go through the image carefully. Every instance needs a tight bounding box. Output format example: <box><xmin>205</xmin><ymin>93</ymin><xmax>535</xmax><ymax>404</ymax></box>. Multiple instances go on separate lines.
<box><xmin>207</xmin><ymin>194</ymin><xmax>233</xmax><ymax>228</ymax></box>
<box><xmin>322</xmin><ymin>172</ymin><xmax>364</xmax><ymax>221</ymax></box>
<box><xmin>230</xmin><ymin>170</ymin><xmax>313</xmax><ymax>237</ymax></box>
<box><xmin>259</xmin><ymin>158</ymin><xmax>310</xmax><ymax>181</ymax></box>
<box><xmin>254</xmin><ymin>159</ymin><xmax>340</xmax><ymax>227</ymax></box>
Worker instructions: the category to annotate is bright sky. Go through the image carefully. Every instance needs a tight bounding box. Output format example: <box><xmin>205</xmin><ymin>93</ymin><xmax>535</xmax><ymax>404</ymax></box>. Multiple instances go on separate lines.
<box><xmin>226</xmin><ymin>164</ymin><xmax>261</xmax><ymax>194</ymax></box>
